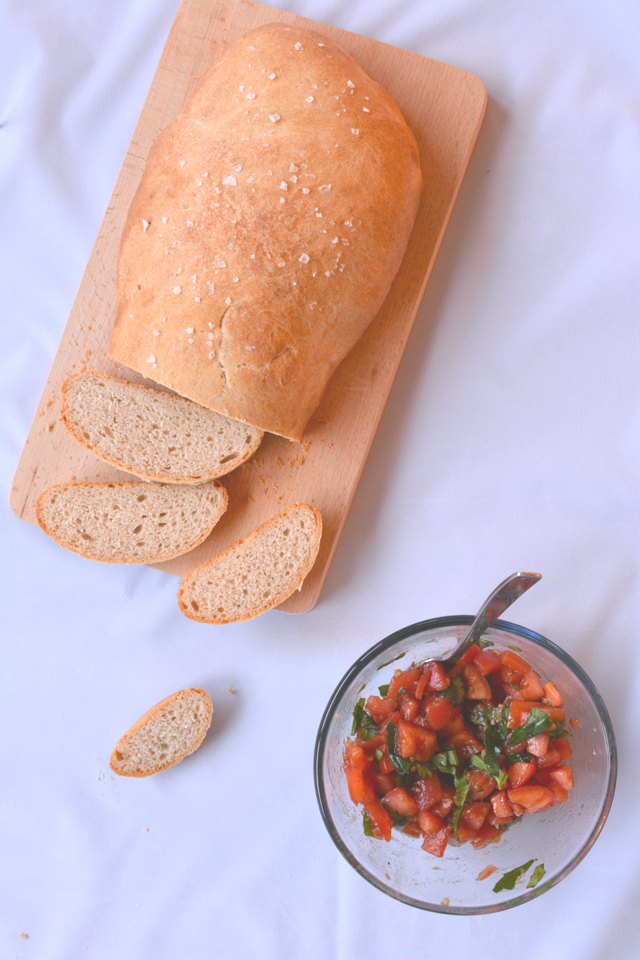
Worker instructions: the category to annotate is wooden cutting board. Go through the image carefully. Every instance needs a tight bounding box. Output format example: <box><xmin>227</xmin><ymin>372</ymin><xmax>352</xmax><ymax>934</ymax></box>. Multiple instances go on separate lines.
<box><xmin>9</xmin><ymin>0</ymin><xmax>486</xmax><ymax>614</ymax></box>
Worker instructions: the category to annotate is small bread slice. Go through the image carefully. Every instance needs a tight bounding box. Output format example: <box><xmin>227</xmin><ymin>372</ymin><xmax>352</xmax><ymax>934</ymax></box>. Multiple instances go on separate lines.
<box><xmin>36</xmin><ymin>479</ymin><xmax>227</xmax><ymax>564</ymax></box>
<box><xmin>177</xmin><ymin>503</ymin><xmax>322</xmax><ymax>624</ymax></box>
<box><xmin>110</xmin><ymin>688</ymin><xmax>213</xmax><ymax>777</ymax></box>
<box><xmin>60</xmin><ymin>370</ymin><xmax>263</xmax><ymax>483</ymax></box>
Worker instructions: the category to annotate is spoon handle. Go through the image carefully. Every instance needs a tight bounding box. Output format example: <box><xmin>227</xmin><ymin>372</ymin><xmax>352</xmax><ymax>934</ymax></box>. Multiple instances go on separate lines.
<box><xmin>449</xmin><ymin>572</ymin><xmax>542</xmax><ymax>661</ymax></box>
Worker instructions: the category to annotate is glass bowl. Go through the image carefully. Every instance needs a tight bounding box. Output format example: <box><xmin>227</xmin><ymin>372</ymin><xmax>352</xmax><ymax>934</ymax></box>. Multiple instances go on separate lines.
<box><xmin>314</xmin><ymin>617</ymin><xmax>616</xmax><ymax>914</ymax></box>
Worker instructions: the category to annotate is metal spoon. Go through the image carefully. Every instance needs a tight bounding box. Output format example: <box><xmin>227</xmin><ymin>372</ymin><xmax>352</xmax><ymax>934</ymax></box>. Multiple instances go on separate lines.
<box><xmin>445</xmin><ymin>571</ymin><xmax>542</xmax><ymax>662</ymax></box>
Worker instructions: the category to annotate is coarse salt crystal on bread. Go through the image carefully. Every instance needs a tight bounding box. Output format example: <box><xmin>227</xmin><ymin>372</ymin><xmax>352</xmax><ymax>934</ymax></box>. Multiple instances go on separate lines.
<box><xmin>109</xmin><ymin>22</ymin><xmax>422</xmax><ymax>440</ymax></box>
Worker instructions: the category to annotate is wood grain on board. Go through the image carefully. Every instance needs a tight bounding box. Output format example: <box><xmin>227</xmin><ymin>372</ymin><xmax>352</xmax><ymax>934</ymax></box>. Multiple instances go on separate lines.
<box><xmin>9</xmin><ymin>0</ymin><xmax>486</xmax><ymax>613</ymax></box>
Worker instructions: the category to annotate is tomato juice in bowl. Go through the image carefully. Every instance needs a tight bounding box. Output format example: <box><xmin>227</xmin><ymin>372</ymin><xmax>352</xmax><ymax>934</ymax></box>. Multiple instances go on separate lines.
<box><xmin>314</xmin><ymin>617</ymin><xmax>616</xmax><ymax>913</ymax></box>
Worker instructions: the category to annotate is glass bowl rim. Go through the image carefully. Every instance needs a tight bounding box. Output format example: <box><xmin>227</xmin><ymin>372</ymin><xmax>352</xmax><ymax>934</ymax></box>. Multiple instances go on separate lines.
<box><xmin>313</xmin><ymin>615</ymin><xmax>618</xmax><ymax>915</ymax></box>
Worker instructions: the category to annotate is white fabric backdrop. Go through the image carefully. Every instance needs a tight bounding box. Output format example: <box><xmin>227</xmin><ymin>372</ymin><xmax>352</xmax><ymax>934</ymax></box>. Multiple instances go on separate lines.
<box><xmin>2</xmin><ymin>0</ymin><xmax>639</xmax><ymax>957</ymax></box>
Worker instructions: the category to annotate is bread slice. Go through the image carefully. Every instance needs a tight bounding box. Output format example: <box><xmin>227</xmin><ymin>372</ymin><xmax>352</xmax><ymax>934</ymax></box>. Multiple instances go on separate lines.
<box><xmin>60</xmin><ymin>370</ymin><xmax>263</xmax><ymax>483</ymax></box>
<box><xmin>36</xmin><ymin>479</ymin><xmax>227</xmax><ymax>564</ymax></box>
<box><xmin>110</xmin><ymin>688</ymin><xmax>213</xmax><ymax>777</ymax></box>
<box><xmin>177</xmin><ymin>503</ymin><xmax>322</xmax><ymax>623</ymax></box>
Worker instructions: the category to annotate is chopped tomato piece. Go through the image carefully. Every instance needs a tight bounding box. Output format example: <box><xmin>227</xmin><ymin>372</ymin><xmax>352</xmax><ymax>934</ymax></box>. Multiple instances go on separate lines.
<box><xmin>467</xmin><ymin>768</ymin><xmax>496</xmax><ymax>800</ymax></box>
<box><xmin>359</xmin><ymin>731</ymin><xmax>386</xmax><ymax>753</ymax></box>
<box><xmin>512</xmin><ymin>670</ymin><xmax>545</xmax><ymax>701</ymax></box>
<box><xmin>431</xmin><ymin>781</ymin><xmax>455</xmax><ymax>818</ymax></box>
<box><xmin>462</xmin><ymin>663</ymin><xmax>492</xmax><ymax>700</ymax></box>
<box><xmin>499</xmin><ymin>650</ymin><xmax>532</xmax><ymax>676</ymax></box>
<box><xmin>421</xmin><ymin>824</ymin><xmax>452</xmax><ymax>857</ymax></box>
<box><xmin>381</xmin><ymin>786</ymin><xmax>419</xmax><ymax>818</ymax></box>
<box><xmin>445</xmin><ymin>728</ymin><xmax>483</xmax><ymax>760</ymax></box>
<box><xmin>456</xmin><ymin>821</ymin><xmax>478</xmax><ymax>840</ymax></box>
<box><xmin>555</xmin><ymin>736</ymin><xmax>573</xmax><ymax>760</ymax></box>
<box><xmin>471</xmin><ymin>821</ymin><xmax>502</xmax><ymax>848</ymax></box>
<box><xmin>507</xmin><ymin>701</ymin><xmax>566</xmax><ymax>728</ymax></box>
<box><xmin>526</xmin><ymin>733</ymin><xmax>550</xmax><ymax>757</ymax></box>
<box><xmin>364</xmin><ymin>695</ymin><xmax>399</xmax><ymax>726</ymax></box>
<box><xmin>456</xmin><ymin>642</ymin><xmax>482</xmax><ymax>665</ymax></box>
<box><xmin>388</xmin><ymin>666</ymin><xmax>423</xmax><ymax>698</ymax></box>
<box><xmin>415</xmin><ymin>661</ymin><xmax>450</xmax><ymax>699</ymax></box>
<box><xmin>461</xmin><ymin>802</ymin><xmax>491</xmax><ymax>831</ymax></box>
<box><xmin>418</xmin><ymin>808</ymin><xmax>446</xmax><ymax>836</ymax></box>
<box><xmin>411</xmin><ymin>772</ymin><xmax>443</xmax><ymax>810</ymax></box>
<box><xmin>472</xmin><ymin>648</ymin><xmax>502</xmax><ymax>675</ymax></box>
<box><xmin>534</xmin><ymin>745</ymin><xmax>562</xmax><ymax>769</ymax></box>
<box><xmin>395</xmin><ymin>720</ymin><xmax>438</xmax><ymax>761</ymax></box>
<box><xmin>543</xmin><ymin>681</ymin><xmax>563</xmax><ymax>706</ymax></box>
<box><xmin>549</xmin><ymin>764</ymin><xmax>574</xmax><ymax>791</ymax></box>
<box><xmin>364</xmin><ymin>798</ymin><xmax>393</xmax><ymax>841</ymax></box>
<box><xmin>490</xmin><ymin>789</ymin><xmax>514</xmax><ymax>820</ymax></box>
<box><xmin>423</xmin><ymin>694</ymin><xmax>456</xmax><ymax>731</ymax></box>
<box><xmin>400</xmin><ymin>695</ymin><xmax>421</xmax><ymax>721</ymax></box>
<box><xmin>402</xmin><ymin>821</ymin><xmax>422</xmax><ymax>837</ymax></box>
<box><xmin>507</xmin><ymin>785</ymin><xmax>554</xmax><ymax>814</ymax></box>
<box><xmin>370</xmin><ymin>769</ymin><xmax>397</xmax><ymax>796</ymax></box>
<box><xmin>438</xmin><ymin>711</ymin><xmax>465</xmax><ymax>739</ymax></box>
<box><xmin>507</xmin><ymin>761</ymin><xmax>537</xmax><ymax>788</ymax></box>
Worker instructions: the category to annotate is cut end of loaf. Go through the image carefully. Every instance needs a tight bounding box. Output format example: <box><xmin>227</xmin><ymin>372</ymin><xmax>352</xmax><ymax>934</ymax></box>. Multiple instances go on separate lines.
<box><xmin>177</xmin><ymin>503</ymin><xmax>322</xmax><ymax>624</ymax></box>
<box><xmin>110</xmin><ymin>688</ymin><xmax>213</xmax><ymax>777</ymax></box>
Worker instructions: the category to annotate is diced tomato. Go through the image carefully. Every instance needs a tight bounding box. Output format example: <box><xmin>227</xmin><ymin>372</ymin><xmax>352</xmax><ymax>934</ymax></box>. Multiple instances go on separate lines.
<box><xmin>364</xmin><ymin>798</ymin><xmax>393</xmax><ymax>841</ymax></box>
<box><xmin>402</xmin><ymin>821</ymin><xmax>422</xmax><ymax>837</ymax></box>
<box><xmin>423</xmin><ymin>694</ymin><xmax>456</xmax><ymax>731</ymax></box>
<box><xmin>543</xmin><ymin>682</ymin><xmax>563</xmax><ymax>706</ymax></box>
<box><xmin>466</xmin><ymin>769</ymin><xmax>496</xmax><ymax>800</ymax></box>
<box><xmin>457</xmin><ymin>642</ymin><xmax>482</xmax><ymax>666</ymax></box>
<box><xmin>555</xmin><ymin>736</ymin><xmax>573</xmax><ymax>760</ymax></box>
<box><xmin>418</xmin><ymin>808</ymin><xmax>446</xmax><ymax>836</ymax></box>
<box><xmin>507</xmin><ymin>701</ymin><xmax>566</xmax><ymax>729</ymax></box>
<box><xmin>377</xmin><ymin>710</ymin><xmax>402</xmax><ymax>735</ymax></box>
<box><xmin>400</xmin><ymin>695</ymin><xmax>421</xmax><ymax>721</ymax></box>
<box><xmin>472</xmin><ymin>648</ymin><xmax>502</xmax><ymax>676</ymax></box>
<box><xmin>370</xmin><ymin>769</ymin><xmax>397</xmax><ymax>797</ymax></box>
<box><xmin>535</xmin><ymin>746</ymin><xmax>562</xmax><ymax>769</ymax></box>
<box><xmin>421</xmin><ymin>824</ymin><xmax>452</xmax><ymax>857</ymax></box>
<box><xmin>364</xmin><ymin>695</ymin><xmax>399</xmax><ymax>726</ymax></box>
<box><xmin>431</xmin><ymin>781</ymin><xmax>455</xmax><ymax>818</ymax></box>
<box><xmin>377</xmin><ymin>751</ymin><xmax>395</xmax><ymax>775</ymax></box>
<box><xmin>395</xmin><ymin>720</ymin><xmax>438</xmax><ymax>761</ymax></box>
<box><xmin>415</xmin><ymin>661</ymin><xmax>450</xmax><ymax>699</ymax></box>
<box><xmin>438</xmin><ymin>711</ymin><xmax>465</xmax><ymax>739</ymax></box>
<box><xmin>346</xmin><ymin>765</ymin><xmax>368</xmax><ymax>804</ymax></box>
<box><xmin>381</xmin><ymin>786</ymin><xmax>419</xmax><ymax>818</ymax></box>
<box><xmin>549</xmin><ymin>764</ymin><xmax>574</xmax><ymax>791</ymax></box>
<box><xmin>462</xmin><ymin>664</ymin><xmax>492</xmax><ymax>700</ymax></box>
<box><xmin>507</xmin><ymin>785</ymin><xmax>554</xmax><ymax>814</ymax></box>
<box><xmin>445</xmin><ymin>728</ymin><xmax>483</xmax><ymax>760</ymax></box>
<box><xmin>547</xmin><ymin>781</ymin><xmax>568</xmax><ymax>805</ymax></box>
<box><xmin>461</xmin><ymin>802</ymin><xmax>490</xmax><ymax>831</ymax></box>
<box><xmin>526</xmin><ymin>733</ymin><xmax>550</xmax><ymax>757</ymax></box>
<box><xmin>512</xmin><ymin>670</ymin><xmax>545</xmax><ymax>701</ymax></box>
<box><xmin>471</xmin><ymin>820</ymin><xmax>502</xmax><ymax>848</ymax></box>
<box><xmin>507</xmin><ymin>761</ymin><xmax>537</xmax><ymax>788</ymax></box>
<box><xmin>388</xmin><ymin>666</ymin><xmax>423</xmax><ymax>698</ymax></box>
<box><xmin>411</xmin><ymin>772</ymin><xmax>443</xmax><ymax>810</ymax></box>
<box><xmin>490</xmin><ymin>789</ymin><xmax>514</xmax><ymax>820</ymax></box>
<box><xmin>359</xmin><ymin>731</ymin><xmax>386</xmax><ymax>753</ymax></box>
<box><xmin>499</xmin><ymin>650</ymin><xmax>532</xmax><ymax>676</ymax></box>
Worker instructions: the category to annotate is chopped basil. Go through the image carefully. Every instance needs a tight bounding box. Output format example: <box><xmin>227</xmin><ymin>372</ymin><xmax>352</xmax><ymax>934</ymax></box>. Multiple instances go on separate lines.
<box><xmin>378</xmin><ymin>683</ymin><xmax>390</xmax><ymax>696</ymax></box>
<box><xmin>397</xmin><ymin>686</ymin><xmax>406</xmax><ymax>696</ymax></box>
<box><xmin>452</xmin><ymin>772</ymin><xmax>470</xmax><ymax>840</ymax></box>
<box><xmin>548</xmin><ymin>724</ymin><xmax>571</xmax><ymax>742</ymax></box>
<box><xmin>413</xmin><ymin>761</ymin><xmax>433</xmax><ymax>778</ymax></box>
<box><xmin>508</xmin><ymin>645</ymin><xmax>522</xmax><ymax>652</ymax></box>
<box><xmin>506</xmin><ymin>751</ymin><xmax>532</xmax><ymax>764</ymax></box>
<box><xmin>527</xmin><ymin>863</ymin><xmax>546</xmax><ymax>888</ymax></box>
<box><xmin>437</xmin><ymin>676</ymin><xmax>465</xmax><ymax>707</ymax></box>
<box><xmin>469</xmin><ymin>753</ymin><xmax>508</xmax><ymax>790</ymax></box>
<box><xmin>493</xmin><ymin>859</ymin><xmax>535</xmax><ymax>892</ymax></box>
<box><xmin>374</xmin><ymin>748</ymin><xmax>384</xmax><ymax>763</ymax></box>
<box><xmin>385</xmin><ymin>807</ymin><xmax>411</xmax><ymax>828</ymax></box>
<box><xmin>376</xmin><ymin>652</ymin><xmax>406</xmax><ymax>670</ymax></box>
<box><xmin>362</xmin><ymin>810</ymin><xmax>374</xmax><ymax>836</ymax></box>
<box><xmin>475</xmin><ymin>635</ymin><xmax>494</xmax><ymax>649</ymax></box>
<box><xmin>350</xmin><ymin>697</ymin><xmax>379</xmax><ymax>740</ymax></box>
<box><xmin>432</xmin><ymin>749</ymin><xmax>459</xmax><ymax>777</ymax></box>
<box><xmin>506</xmin><ymin>706</ymin><xmax>553</xmax><ymax>747</ymax></box>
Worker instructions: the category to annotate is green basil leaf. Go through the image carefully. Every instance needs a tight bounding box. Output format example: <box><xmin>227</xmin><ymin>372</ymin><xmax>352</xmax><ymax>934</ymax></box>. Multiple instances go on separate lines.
<box><xmin>527</xmin><ymin>863</ymin><xmax>546</xmax><ymax>888</ymax></box>
<box><xmin>385</xmin><ymin>722</ymin><xmax>412</xmax><ymax>775</ymax></box>
<box><xmin>376</xmin><ymin>652</ymin><xmax>406</xmax><ymax>670</ymax></box>
<box><xmin>378</xmin><ymin>684</ymin><xmax>390</xmax><ymax>696</ymax></box>
<box><xmin>359</xmin><ymin>715</ymin><xmax>380</xmax><ymax>742</ymax></box>
<box><xmin>362</xmin><ymin>810</ymin><xmax>374</xmax><ymax>836</ymax></box>
<box><xmin>351</xmin><ymin>698</ymin><xmax>366</xmax><ymax>736</ymax></box>
<box><xmin>452</xmin><ymin>772</ymin><xmax>470</xmax><ymax>840</ymax></box>
<box><xmin>468</xmin><ymin>753</ymin><xmax>508</xmax><ymax>790</ymax></box>
<box><xmin>437</xmin><ymin>676</ymin><xmax>465</xmax><ymax>706</ymax></box>
<box><xmin>493</xmin><ymin>859</ymin><xmax>535</xmax><ymax>893</ymax></box>
<box><xmin>506</xmin><ymin>751</ymin><xmax>532</xmax><ymax>764</ymax></box>
<box><xmin>432</xmin><ymin>749</ymin><xmax>459</xmax><ymax>777</ymax></box>
<box><xmin>507</xmin><ymin>706</ymin><xmax>553</xmax><ymax>747</ymax></box>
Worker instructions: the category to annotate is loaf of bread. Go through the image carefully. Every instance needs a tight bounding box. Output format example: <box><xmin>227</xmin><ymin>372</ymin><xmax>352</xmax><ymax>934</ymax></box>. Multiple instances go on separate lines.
<box><xmin>110</xmin><ymin>688</ymin><xmax>213</xmax><ymax>777</ymax></box>
<box><xmin>109</xmin><ymin>22</ymin><xmax>422</xmax><ymax>441</ymax></box>
<box><xmin>177</xmin><ymin>502</ymin><xmax>322</xmax><ymax>623</ymax></box>
<box><xmin>60</xmin><ymin>370</ymin><xmax>263</xmax><ymax>483</ymax></box>
<box><xmin>36</xmin><ymin>479</ymin><xmax>227</xmax><ymax>564</ymax></box>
